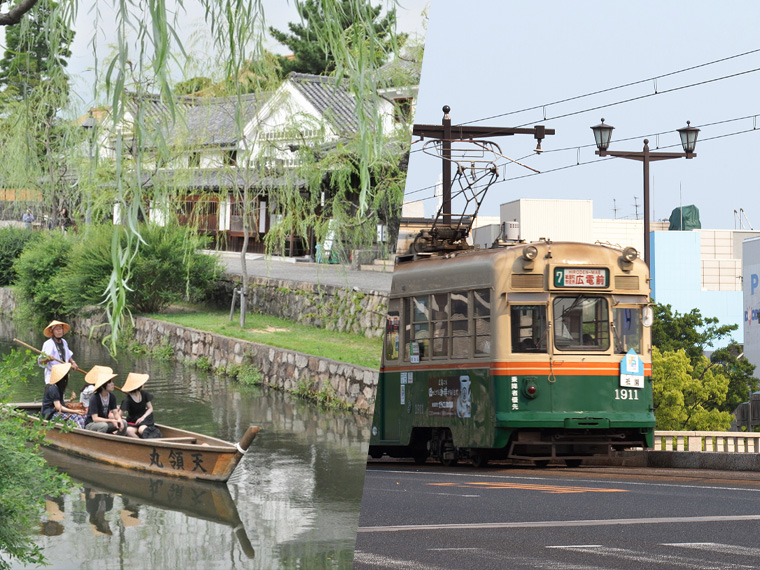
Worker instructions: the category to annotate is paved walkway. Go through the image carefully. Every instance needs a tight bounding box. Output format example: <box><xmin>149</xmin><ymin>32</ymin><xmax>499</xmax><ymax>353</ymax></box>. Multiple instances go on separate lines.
<box><xmin>208</xmin><ymin>251</ymin><xmax>394</xmax><ymax>293</ymax></box>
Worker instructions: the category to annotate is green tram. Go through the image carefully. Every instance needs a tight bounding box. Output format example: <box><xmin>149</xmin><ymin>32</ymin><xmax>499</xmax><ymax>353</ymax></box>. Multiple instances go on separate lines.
<box><xmin>369</xmin><ymin>241</ymin><xmax>656</xmax><ymax>467</ymax></box>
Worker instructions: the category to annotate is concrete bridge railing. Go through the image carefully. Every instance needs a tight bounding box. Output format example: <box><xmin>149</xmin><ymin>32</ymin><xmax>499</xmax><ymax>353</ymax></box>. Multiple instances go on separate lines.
<box><xmin>653</xmin><ymin>431</ymin><xmax>760</xmax><ymax>453</ymax></box>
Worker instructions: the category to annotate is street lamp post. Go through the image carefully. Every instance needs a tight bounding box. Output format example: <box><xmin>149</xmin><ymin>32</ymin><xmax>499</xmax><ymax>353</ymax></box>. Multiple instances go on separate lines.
<box><xmin>590</xmin><ymin>119</ymin><xmax>700</xmax><ymax>267</ymax></box>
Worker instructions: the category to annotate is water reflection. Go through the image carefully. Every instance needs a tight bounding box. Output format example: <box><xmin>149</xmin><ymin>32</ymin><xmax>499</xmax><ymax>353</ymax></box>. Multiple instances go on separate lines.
<box><xmin>1</xmin><ymin>319</ymin><xmax>371</xmax><ymax>569</ymax></box>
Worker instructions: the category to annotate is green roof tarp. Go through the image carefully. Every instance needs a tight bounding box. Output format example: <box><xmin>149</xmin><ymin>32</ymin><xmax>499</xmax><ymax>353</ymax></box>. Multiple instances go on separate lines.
<box><xmin>668</xmin><ymin>205</ymin><xmax>701</xmax><ymax>231</ymax></box>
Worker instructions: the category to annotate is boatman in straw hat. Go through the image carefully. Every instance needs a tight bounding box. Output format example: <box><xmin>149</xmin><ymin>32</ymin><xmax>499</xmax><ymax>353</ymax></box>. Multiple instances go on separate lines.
<box><xmin>38</xmin><ymin>320</ymin><xmax>79</xmax><ymax>386</ymax></box>
<box><xmin>41</xmin><ymin>363</ymin><xmax>86</xmax><ymax>429</ymax></box>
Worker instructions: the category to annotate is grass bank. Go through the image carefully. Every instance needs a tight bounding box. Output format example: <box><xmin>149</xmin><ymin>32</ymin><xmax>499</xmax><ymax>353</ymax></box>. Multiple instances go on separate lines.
<box><xmin>144</xmin><ymin>307</ymin><xmax>382</xmax><ymax>369</ymax></box>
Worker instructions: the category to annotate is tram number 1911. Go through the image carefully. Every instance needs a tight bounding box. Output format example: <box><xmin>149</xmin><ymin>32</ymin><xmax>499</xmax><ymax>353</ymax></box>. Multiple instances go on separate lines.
<box><xmin>614</xmin><ymin>388</ymin><xmax>639</xmax><ymax>401</ymax></box>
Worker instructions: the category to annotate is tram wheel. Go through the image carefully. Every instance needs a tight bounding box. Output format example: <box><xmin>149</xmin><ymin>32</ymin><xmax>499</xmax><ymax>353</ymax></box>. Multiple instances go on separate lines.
<box><xmin>440</xmin><ymin>456</ymin><xmax>458</xmax><ymax>467</ymax></box>
<box><xmin>533</xmin><ymin>460</ymin><xmax>550</xmax><ymax>468</ymax></box>
<box><xmin>564</xmin><ymin>459</ymin><xmax>583</xmax><ymax>468</ymax></box>
<box><xmin>470</xmin><ymin>453</ymin><xmax>488</xmax><ymax>468</ymax></box>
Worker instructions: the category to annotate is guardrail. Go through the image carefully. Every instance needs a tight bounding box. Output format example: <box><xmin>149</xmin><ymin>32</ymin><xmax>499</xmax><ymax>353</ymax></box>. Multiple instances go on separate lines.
<box><xmin>653</xmin><ymin>431</ymin><xmax>760</xmax><ymax>453</ymax></box>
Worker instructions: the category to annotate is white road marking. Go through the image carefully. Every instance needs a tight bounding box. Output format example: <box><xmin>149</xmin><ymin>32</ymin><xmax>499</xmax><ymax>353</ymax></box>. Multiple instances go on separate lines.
<box><xmin>353</xmin><ymin>550</ymin><xmax>447</xmax><ymax>569</ymax></box>
<box><xmin>663</xmin><ymin>542</ymin><xmax>760</xmax><ymax>557</ymax></box>
<box><xmin>546</xmin><ymin>545</ymin><xmax>603</xmax><ymax>549</ymax></box>
<box><xmin>547</xmin><ymin>545</ymin><xmax>756</xmax><ymax>570</ymax></box>
<box><xmin>358</xmin><ymin>513</ymin><xmax>760</xmax><ymax>533</ymax></box>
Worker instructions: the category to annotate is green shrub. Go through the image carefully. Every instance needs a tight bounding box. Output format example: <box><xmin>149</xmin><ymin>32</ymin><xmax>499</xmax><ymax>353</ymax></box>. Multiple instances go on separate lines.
<box><xmin>13</xmin><ymin>223</ymin><xmax>223</xmax><ymax>322</ymax></box>
<box><xmin>151</xmin><ymin>343</ymin><xmax>174</xmax><ymax>360</ymax></box>
<box><xmin>225</xmin><ymin>363</ymin><xmax>263</xmax><ymax>386</ymax></box>
<box><xmin>194</xmin><ymin>356</ymin><xmax>212</xmax><ymax>371</ymax></box>
<box><xmin>12</xmin><ymin>231</ymin><xmax>74</xmax><ymax>323</ymax></box>
<box><xmin>0</xmin><ymin>227</ymin><xmax>39</xmax><ymax>286</ymax></box>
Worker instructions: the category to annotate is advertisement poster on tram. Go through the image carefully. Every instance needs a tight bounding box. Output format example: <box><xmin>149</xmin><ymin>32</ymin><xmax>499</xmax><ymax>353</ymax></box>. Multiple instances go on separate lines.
<box><xmin>428</xmin><ymin>375</ymin><xmax>471</xmax><ymax>418</ymax></box>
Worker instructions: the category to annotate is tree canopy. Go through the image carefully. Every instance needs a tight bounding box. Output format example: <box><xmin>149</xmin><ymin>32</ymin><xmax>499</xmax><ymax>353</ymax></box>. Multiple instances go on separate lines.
<box><xmin>269</xmin><ymin>0</ymin><xmax>398</xmax><ymax>76</ymax></box>
<box><xmin>650</xmin><ymin>303</ymin><xmax>758</xmax><ymax>429</ymax></box>
<box><xmin>652</xmin><ymin>303</ymin><xmax>738</xmax><ymax>360</ymax></box>
<box><xmin>651</xmin><ymin>347</ymin><xmax>734</xmax><ymax>431</ymax></box>
<box><xmin>0</xmin><ymin>0</ymin><xmax>73</xmax><ymax>101</ymax></box>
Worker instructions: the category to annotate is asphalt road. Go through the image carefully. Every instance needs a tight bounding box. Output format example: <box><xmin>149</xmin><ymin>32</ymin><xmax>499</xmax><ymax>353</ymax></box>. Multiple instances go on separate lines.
<box><xmin>354</xmin><ymin>463</ymin><xmax>760</xmax><ymax>569</ymax></box>
<box><xmin>210</xmin><ymin>251</ymin><xmax>393</xmax><ymax>293</ymax></box>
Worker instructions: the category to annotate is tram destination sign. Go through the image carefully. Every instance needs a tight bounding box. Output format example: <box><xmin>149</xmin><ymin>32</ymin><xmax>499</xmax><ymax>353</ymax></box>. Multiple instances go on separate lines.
<box><xmin>553</xmin><ymin>267</ymin><xmax>609</xmax><ymax>288</ymax></box>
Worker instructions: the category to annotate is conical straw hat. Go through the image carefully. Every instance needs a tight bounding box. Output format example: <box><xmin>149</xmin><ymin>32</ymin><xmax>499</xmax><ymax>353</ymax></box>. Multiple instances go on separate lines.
<box><xmin>84</xmin><ymin>365</ymin><xmax>114</xmax><ymax>385</ymax></box>
<box><xmin>93</xmin><ymin>371</ymin><xmax>118</xmax><ymax>391</ymax></box>
<box><xmin>49</xmin><ymin>363</ymin><xmax>72</xmax><ymax>385</ymax></box>
<box><xmin>121</xmin><ymin>373</ymin><xmax>149</xmax><ymax>393</ymax></box>
<box><xmin>43</xmin><ymin>320</ymin><xmax>70</xmax><ymax>338</ymax></box>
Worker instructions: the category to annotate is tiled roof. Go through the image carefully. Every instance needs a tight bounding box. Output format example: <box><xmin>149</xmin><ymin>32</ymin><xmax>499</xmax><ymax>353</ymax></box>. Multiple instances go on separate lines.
<box><xmin>124</xmin><ymin>92</ymin><xmax>271</xmax><ymax>149</ymax></box>
<box><xmin>287</xmin><ymin>73</ymin><xmax>360</xmax><ymax>135</ymax></box>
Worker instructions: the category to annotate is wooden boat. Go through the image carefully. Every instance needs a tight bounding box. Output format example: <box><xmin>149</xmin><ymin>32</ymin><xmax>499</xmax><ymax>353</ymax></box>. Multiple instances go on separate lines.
<box><xmin>42</xmin><ymin>447</ymin><xmax>255</xmax><ymax>557</ymax></box>
<box><xmin>9</xmin><ymin>403</ymin><xmax>260</xmax><ymax>483</ymax></box>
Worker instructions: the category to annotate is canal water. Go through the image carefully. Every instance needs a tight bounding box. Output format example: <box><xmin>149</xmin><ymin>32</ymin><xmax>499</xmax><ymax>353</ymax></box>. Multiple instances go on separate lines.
<box><xmin>0</xmin><ymin>320</ymin><xmax>372</xmax><ymax>569</ymax></box>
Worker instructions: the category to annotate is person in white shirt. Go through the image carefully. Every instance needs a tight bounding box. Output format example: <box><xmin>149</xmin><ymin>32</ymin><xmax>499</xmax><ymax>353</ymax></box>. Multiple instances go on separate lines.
<box><xmin>38</xmin><ymin>320</ymin><xmax>79</xmax><ymax>385</ymax></box>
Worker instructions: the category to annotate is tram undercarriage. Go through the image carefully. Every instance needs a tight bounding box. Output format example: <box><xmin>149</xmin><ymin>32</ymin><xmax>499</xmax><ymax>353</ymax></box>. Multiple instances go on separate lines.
<box><xmin>368</xmin><ymin>426</ymin><xmax>650</xmax><ymax>468</ymax></box>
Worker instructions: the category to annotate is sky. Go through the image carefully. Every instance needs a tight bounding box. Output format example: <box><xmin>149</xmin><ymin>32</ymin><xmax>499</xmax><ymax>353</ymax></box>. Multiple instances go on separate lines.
<box><xmin>406</xmin><ymin>0</ymin><xmax>760</xmax><ymax>230</ymax></box>
<box><xmin>64</xmin><ymin>0</ymin><xmax>430</xmax><ymax>112</ymax></box>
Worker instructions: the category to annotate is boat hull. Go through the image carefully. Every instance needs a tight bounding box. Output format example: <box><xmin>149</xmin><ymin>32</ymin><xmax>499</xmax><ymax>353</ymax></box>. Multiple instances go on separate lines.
<box><xmin>11</xmin><ymin>403</ymin><xmax>259</xmax><ymax>482</ymax></box>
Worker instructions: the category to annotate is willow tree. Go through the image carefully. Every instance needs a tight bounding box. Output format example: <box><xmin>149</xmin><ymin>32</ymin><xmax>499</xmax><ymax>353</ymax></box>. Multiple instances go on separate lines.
<box><xmin>0</xmin><ymin>0</ymin><xmax>75</xmax><ymax>226</ymax></box>
<box><xmin>0</xmin><ymin>0</ymin><xmax>414</xmax><ymax>350</ymax></box>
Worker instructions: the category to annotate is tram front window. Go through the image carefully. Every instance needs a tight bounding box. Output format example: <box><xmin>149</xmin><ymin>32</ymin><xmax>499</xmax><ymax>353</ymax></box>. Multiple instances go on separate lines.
<box><xmin>613</xmin><ymin>307</ymin><xmax>643</xmax><ymax>353</ymax></box>
<box><xmin>511</xmin><ymin>305</ymin><xmax>547</xmax><ymax>353</ymax></box>
<box><xmin>553</xmin><ymin>296</ymin><xmax>610</xmax><ymax>351</ymax></box>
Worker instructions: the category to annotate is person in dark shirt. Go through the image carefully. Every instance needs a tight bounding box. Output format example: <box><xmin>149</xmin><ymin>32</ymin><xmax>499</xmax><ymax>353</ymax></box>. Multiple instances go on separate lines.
<box><xmin>80</xmin><ymin>365</ymin><xmax>115</xmax><ymax>409</ymax></box>
<box><xmin>85</xmin><ymin>371</ymin><xmax>125</xmax><ymax>434</ymax></box>
<box><xmin>41</xmin><ymin>363</ymin><xmax>86</xmax><ymax>428</ymax></box>
<box><xmin>120</xmin><ymin>373</ymin><xmax>155</xmax><ymax>438</ymax></box>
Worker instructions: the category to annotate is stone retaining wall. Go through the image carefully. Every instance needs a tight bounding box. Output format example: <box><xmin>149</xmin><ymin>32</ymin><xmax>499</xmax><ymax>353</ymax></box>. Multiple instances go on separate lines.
<box><xmin>0</xmin><ymin>288</ymin><xmax>378</xmax><ymax>414</ymax></box>
<box><xmin>220</xmin><ymin>275</ymin><xmax>388</xmax><ymax>338</ymax></box>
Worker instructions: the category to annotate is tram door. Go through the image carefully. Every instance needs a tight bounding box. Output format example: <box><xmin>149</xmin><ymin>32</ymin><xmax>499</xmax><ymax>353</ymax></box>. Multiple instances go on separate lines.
<box><xmin>379</xmin><ymin>312</ymin><xmax>401</xmax><ymax>442</ymax></box>
<box><xmin>380</xmin><ymin>374</ymin><xmax>401</xmax><ymax>441</ymax></box>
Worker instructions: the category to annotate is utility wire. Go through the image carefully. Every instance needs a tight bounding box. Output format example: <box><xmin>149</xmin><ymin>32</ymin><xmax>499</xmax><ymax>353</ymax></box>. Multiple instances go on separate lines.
<box><xmin>403</xmin><ymin>125</ymin><xmax>760</xmax><ymax>203</ymax></box>
<box><xmin>408</xmin><ymin>56</ymin><xmax>760</xmax><ymax>156</ymax></box>
<box><xmin>513</xmin><ymin>67</ymin><xmax>760</xmax><ymax>129</ymax></box>
<box><xmin>460</xmin><ymin>48</ymin><xmax>760</xmax><ymax>126</ymax></box>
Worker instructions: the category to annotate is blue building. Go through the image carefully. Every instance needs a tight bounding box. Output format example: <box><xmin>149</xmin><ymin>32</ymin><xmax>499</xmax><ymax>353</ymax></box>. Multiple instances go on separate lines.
<box><xmin>650</xmin><ymin>228</ymin><xmax>757</xmax><ymax>347</ymax></box>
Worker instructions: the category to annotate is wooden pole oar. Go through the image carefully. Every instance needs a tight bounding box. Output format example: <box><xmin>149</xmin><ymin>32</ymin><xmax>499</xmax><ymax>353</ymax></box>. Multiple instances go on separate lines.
<box><xmin>13</xmin><ymin>338</ymin><xmax>89</xmax><ymax>375</ymax></box>
<box><xmin>14</xmin><ymin>338</ymin><xmax>124</xmax><ymax>392</ymax></box>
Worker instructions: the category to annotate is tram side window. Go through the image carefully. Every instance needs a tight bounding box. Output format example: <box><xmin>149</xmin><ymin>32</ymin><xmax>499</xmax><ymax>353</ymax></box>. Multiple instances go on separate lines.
<box><xmin>451</xmin><ymin>291</ymin><xmax>469</xmax><ymax>359</ymax></box>
<box><xmin>613</xmin><ymin>307</ymin><xmax>643</xmax><ymax>353</ymax></box>
<box><xmin>410</xmin><ymin>295</ymin><xmax>430</xmax><ymax>359</ymax></box>
<box><xmin>431</xmin><ymin>293</ymin><xmax>449</xmax><ymax>358</ymax></box>
<box><xmin>553</xmin><ymin>296</ymin><xmax>610</xmax><ymax>351</ymax></box>
<box><xmin>473</xmin><ymin>289</ymin><xmax>491</xmax><ymax>356</ymax></box>
<box><xmin>511</xmin><ymin>305</ymin><xmax>547</xmax><ymax>353</ymax></box>
<box><xmin>385</xmin><ymin>301</ymin><xmax>400</xmax><ymax>361</ymax></box>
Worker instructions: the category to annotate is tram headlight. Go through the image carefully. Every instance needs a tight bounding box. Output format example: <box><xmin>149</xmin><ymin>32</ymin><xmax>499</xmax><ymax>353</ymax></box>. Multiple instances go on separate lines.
<box><xmin>622</xmin><ymin>247</ymin><xmax>638</xmax><ymax>262</ymax></box>
<box><xmin>619</xmin><ymin>247</ymin><xmax>638</xmax><ymax>272</ymax></box>
<box><xmin>523</xmin><ymin>245</ymin><xmax>538</xmax><ymax>260</ymax></box>
<box><xmin>522</xmin><ymin>245</ymin><xmax>538</xmax><ymax>271</ymax></box>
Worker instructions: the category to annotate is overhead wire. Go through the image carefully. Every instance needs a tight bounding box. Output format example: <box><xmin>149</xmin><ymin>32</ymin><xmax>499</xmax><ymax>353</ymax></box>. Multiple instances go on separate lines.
<box><xmin>403</xmin><ymin>124</ymin><xmax>760</xmax><ymax>204</ymax></box>
<box><xmin>402</xmin><ymin>49</ymin><xmax>760</xmax><ymax>206</ymax></box>
<box><xmin>461</xmin><ymin>48</ymin><xmax>760</xmax><ymax>126</ymax></box>
<box><xmin>408</xmin><ymin>49</ymin><xmax>760</xmax><ymax>156</ymax></box>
